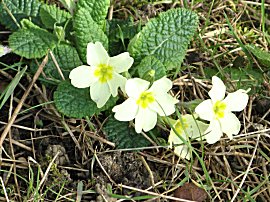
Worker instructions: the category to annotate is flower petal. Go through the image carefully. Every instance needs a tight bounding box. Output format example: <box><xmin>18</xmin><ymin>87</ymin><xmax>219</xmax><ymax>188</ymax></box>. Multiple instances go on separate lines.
<box><xmin>195</xmin><ymin>99</ymin><xmax>214</xmax><ymax>121</ymax></box>
<box><xmin>148</xmin><ymin>77</ymin><xmax>172</xmax><ymax>94</ymax></box>
<box><xmin>112</xmin><ymin>98</ymin><xmax>138</xmax><ymax>121</ymax></box>
<box><xmin>107</xmin><ymin>72</ymin><xmax>127</xmax><ymax>97</ymax></box>
<box><xmin>149</xmin><ymin>94</ymin><xmax>177</xmax><ymax>116</ymax></box>
<box><xmin>184</xmin><ymin>114</ymin><xmax>207</xmax><ymax>140</ymax></box>
<box><xmin>168</xmin><ymin>131</ymin><xmax>183</xmax><ymax>149</ymax></box>
<box><xmin>209</xmin><ymin>76</ymin><xmax>226</xmax><ymax>102</ymax></box>
<box><xmin>125</xmin><ymin>78</ymin><xmax>150</xmax><ymax>99</ymax></box>
<box><xmin>220</xmin><ymin>112</ymin><xmax>241</xmax><ymax>140</ymax></box>
<box><xmin>168</xmin><ymin>127</ymin><xmax>191</xmax><ymax>160</ymax></box>
<box><xmin>204</xmin><ymin>119</ymin><xmax>223</xmax><ymax>144</ymax></box>
<box><xmin>135</xmin><ymin>108</ymin><xmax>157</xmax><ymax>133</ymax></box>
<box><xmin>87</xmin><ymin>42</ymin><xmax>109</xmax><ymax>66</ymax></box>
<box><xmin>69</xmin><ymin>65</ymin><xmax>95</xmax><ymax>88</ymax></box>
<box><xmin>223</xmin><ymin>89</ymin><xmax>249</xmax><ymax>112</ymax></box>
<box><xmin>0</xmin><ymin>45</ymin><xmax>12</xmax><ymax>57</ymax></box>
<box><xmin>109</xmin><ymin>52</ymin><xmax>134</xmax><ymax>73</ymax></box>
<box><xmin>175</xmin><ymin>145</ymin><xmax>191</xmax><ymax>160</ymax></box>
<box><xmin>90</xmin><ymin>82</ymin><xmax>111</xmax><ymax>108</ymax></box>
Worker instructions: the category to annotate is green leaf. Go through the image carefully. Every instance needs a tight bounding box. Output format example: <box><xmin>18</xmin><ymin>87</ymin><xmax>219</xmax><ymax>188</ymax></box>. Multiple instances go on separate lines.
<box><xmin>74</xmin><ymin>7</ymin><xmax>108</xmax><ymax>63</ymax></box>
<box><xmin>179</xmin><ymin>99</ymin><xmax>202</xmax><ymax>113</ymax></box>
<box><xmin>30</xmin><ymin>43</ymin><xmax>82</xmax><ymax>81</ymax></box>
<box><xmin>100</xmin><ymin>96</ymin><xmax>118</xmax><ymax>113</ymax></box>
<box><xmin>107</xmin><ymin>18</ymin><xmax>138</xmax><ymax>42</ymax></box>
<box><xmin>47</xmin><ymin>44</ymin><xmax>82</xmax><ymax>79</ymax></box>
<box><xmin>107</xmin><ymin>18</ymin><xmax>139</xmax><ymax>55</ymax></box>
<box><xmin>54</xmin><ymin>81</ymin><xmax>117</xmax><ymax>118</ymax></box>
<box><xmin>137</xmin><ymin>55</ymin><xmax>166</xmax><ymax>81</ymax></box>
<box><xmin>54</xmin><ymin>81</ymin><xmax>98</xmax><ymax>118</ymax></box>
<box><xmin>103</xmin><ymin>116</ymin><xmax>151</xmax><ymax>149</ymax></box>
<box><xmin>53</xmin><ymin>26</ymin><xmax>66</xmax><ymax>41</ymax></box>
<box><xmin>246</xmin><ymin>44</ymin><xmax>270</xmax><ymax>67</ymax></box>
<box><xmin>40</xmin><ymin>4</ymin><xmax>72</xmax><ymax>29</ymax></box>
<box><xmin>59</xmin><ymin>0</ymin><xmax>76</xmax><ymax>15</ymax></box>
<box><xmin>128</xmin><ymin>8</ymin><xmax>198</xmax><ymax>70</ymax></box>
<box><xmin>8</xmin><ymin>19</ymin><xmax>58</xmax><ymax>59</ymax></box>
<box><xmin>77</xmin><ymin>0</ymin><xmax>110</xmax><ymax>25</ymax></box>
<box><xmin>0</xmin><ymin>0</ymin><xmax>41</xmax><ymax>31</ymax></box>
<box><xmin>227</xmin><ymin>67</ymin><xmax>262</xmax><ymax>94</ymax></box>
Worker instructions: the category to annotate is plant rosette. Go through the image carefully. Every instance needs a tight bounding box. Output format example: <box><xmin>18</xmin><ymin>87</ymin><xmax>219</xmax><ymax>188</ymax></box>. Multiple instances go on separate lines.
<box><xmin>112</xmin><ymin>77</ymin><xmax>178</xmax><ymax>133</ymax></box>
<box><xmin>168</xmin><ymin>114</ymin><xmax>208</xmax><ymax>160</ymax></box>
<box><xmin>195</xmin><ymin>76</ymin><xmax>249</xmax><ymax>144</ymax></box>
<box><xmin>69</xmin><ymin>42</ymin><xmax>134</xmax><ymax>108</ymax></box>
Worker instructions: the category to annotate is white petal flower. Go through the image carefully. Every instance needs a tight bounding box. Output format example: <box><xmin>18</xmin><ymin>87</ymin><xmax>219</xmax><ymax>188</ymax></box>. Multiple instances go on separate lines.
<box><xmin>112</xmin><ymin>77</ymin><xmax>178</xmax><ymax>133</ymax></box>
<box><xmin>168</xmin><ymin>114</ymin><xmax>208</xmax><ymax>160</ymax></box>
<box><xmin>113</xmin><ymin>98</ymin><xmax>138</xmax><ymax>121</ymax></box>
<box><xmin>0</xmin><ymin>45</ymin><xmax>12</xmax><ymax>57</ymax></box>
<box><xmin>69</xmin><ymin>42</ymin><xmax>134</xmax><ymax>108</ymax></box>
<box><xmin>69</xmin><ymin>65</ymin><xmax>95</xmax><ymax>88</ymax></box>
<box><xmin>135</xmin><ymin>107</ymin><xmax>157</xmax><ymax>133</ymax></box>
<box><xmin>195</xmin><ymin>76</ymin><xmax>249</xmax><ymax>144</ymax></box>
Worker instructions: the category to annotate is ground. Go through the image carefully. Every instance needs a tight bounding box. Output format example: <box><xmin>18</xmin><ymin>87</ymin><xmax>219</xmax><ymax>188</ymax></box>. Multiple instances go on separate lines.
<box><xmin>0</xmin><ymin>0</ymin><xmax>270</xmax><ymax>201</ymax></box>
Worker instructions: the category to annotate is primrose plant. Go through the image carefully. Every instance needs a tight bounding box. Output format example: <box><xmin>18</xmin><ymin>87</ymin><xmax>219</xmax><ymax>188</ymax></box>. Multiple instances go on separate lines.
<box><xmin>1</xmin><ymin>0</ymin><xmax>249</xmax><ymax>159</ymax></box>
<box><xmin>68</xmin><ymin>42</ymin><xmax>249</xmax><ymax>159</ymax></box>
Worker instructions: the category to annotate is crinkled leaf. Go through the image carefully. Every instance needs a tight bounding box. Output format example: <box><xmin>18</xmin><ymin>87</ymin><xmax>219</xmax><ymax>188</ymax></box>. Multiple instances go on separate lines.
<box><xmin>128</xmin><ymin>8</ymin><xmax>198</xmax><ymax>70</ymax></box>
<box><xmin>137</xmin><ymin>55</ymin><xmax>166</xmax><ymax>81</ymax></box>
<box><xmin>31</xmin><ymin>43</ymin><xmax>82</xmax><ymax>81</ymax></box>
<box><xmin>103</xmin><ymin>116</ymin><xmax>151</xmax><ymax>149</ymax></box>
<box><xmin>54</xmin><ymin>81</ymin><xmax>98</xmax><ymax>118</ymax></box>
<box><xmin>77</xmin><ymin>0</ymin><xmax>110</xmax><ymax>25</ymax></box>
<box><xmin>0</xmin><ymin>0</ymin><xmax>41</xmax><ymax>31</ymax></box>
<box><xmin>74</xmin><ymin>7</ymin><xmax>108</xmax><ymax>63</ymax></box>
<box><xmin>8</xmin><ymin>19</ymin><xmax>58</xmax><ymax>59</ymax></box>
<box><xmin>45</xmin><ymin>44</ymin><xmax>82</xmax><ymax>79</ymax></box>
<box><xmin>40</xmin><ymin>4</ymin><xmax>72</xmax><ymax>29</ymax></box>
<box><xmin>54</xmin><ymin>81</ymin><xmax>117</xmax><ymax>118</ymax></box>
<box><xmin>101</xmin><ymin>96</ymin><xmax>118</xmax><ymax>112</ymax></box>
<box><xmin>246</xmin><ymin>44</ymin><xmax>270</xmax><ymax>67</ymax></box>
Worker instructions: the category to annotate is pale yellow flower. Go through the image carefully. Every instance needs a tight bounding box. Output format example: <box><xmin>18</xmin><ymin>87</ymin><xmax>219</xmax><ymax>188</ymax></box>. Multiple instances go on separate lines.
<box><xmin>112</xmin><ymin>77</ymin><xmax>178</xmax><ymax>133</ymax></box>
<box><xmin>168</xmin><ymin>114</ymin><xmax>208</xmax><ymax>159</ymax></box>
<box><xmin>69</xmin><ymin>42</ymin><xmax>134</xmax><ymax>108</ymax></box>
<box><xmin>195</xmin><ymin>76</ymin><xmax>249</xmax><ymax>144</ymax></box>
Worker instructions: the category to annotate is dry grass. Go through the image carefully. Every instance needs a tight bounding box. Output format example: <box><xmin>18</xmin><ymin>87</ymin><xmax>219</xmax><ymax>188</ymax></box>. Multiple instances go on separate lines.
<box><xmin>0</xmin><ymin>0</ymin><xmax>270</xmax><ymax>201</ymax></box>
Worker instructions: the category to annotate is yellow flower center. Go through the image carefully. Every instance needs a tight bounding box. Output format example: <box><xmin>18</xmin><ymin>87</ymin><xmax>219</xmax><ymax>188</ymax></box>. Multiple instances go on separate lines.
<box><xmin>136</xmin><ymin>91</ymin><xmax>155</xmax><ymax>108</ymax></box>
<box><xmin>213</xmin><ymin>100</ymin><xmax>227</xmax><ymax>118</ymax></box>
<box><xmin>175</xmin><ymin>118</ymin><xmax>188</xmax><ymax>134</ymax></box>
<box><xmin>94</xmin><ymin>64</ymin><xmax>113</xmax><ymax>83</ymax></box>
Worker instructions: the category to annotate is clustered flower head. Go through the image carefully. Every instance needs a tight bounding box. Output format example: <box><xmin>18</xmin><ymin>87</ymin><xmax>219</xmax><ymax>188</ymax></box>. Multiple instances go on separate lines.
<box><xmin>69</xmin><ymin>41</ymin><xmax>250</xmax><ymax>160</ymax></box>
